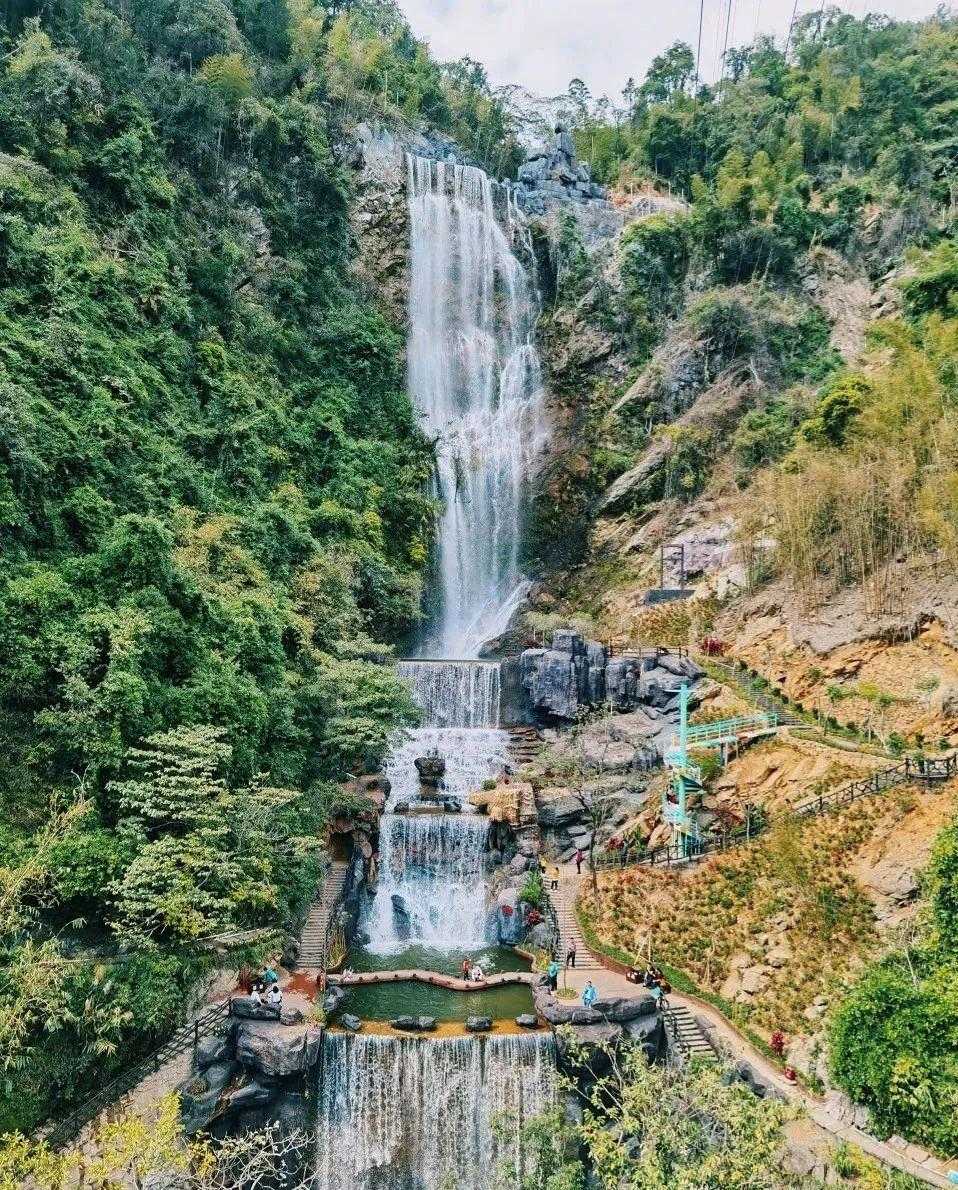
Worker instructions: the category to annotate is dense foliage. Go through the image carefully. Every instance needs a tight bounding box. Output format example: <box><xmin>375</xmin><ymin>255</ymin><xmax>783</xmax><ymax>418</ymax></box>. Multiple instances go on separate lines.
<box><xmin>0</xmin><ymin>0</ymin><xmax>523</xmax><ymax>1133</ymax></box>
<box><xmin>830</xmin><ymin>808</ymin><xmax>958</xmax><ymax>1155</ymax></box>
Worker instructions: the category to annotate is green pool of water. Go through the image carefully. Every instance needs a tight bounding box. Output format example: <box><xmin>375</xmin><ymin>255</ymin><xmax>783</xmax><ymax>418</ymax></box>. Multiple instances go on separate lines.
<box><xmin>338</xmin><ymin>944</ymin><xmax>536</xmax><ymax>1022</ymax></box>
<box><xmin>339</xmin><ymin>979</ymin><xmax>535</xmax><ymax>1023</ymax></box>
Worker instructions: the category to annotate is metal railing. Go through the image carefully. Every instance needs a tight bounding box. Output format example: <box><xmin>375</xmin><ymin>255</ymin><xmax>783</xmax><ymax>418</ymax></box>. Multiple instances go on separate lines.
<box><xmin>593</xmin><ymin>754</ymin><xmax>957</xmax><ymax>872</ymax></box>
<box><xmin>46</xmin><ymin>999</ymin><xmax>233</xmax><ymax>1150</ymax></box>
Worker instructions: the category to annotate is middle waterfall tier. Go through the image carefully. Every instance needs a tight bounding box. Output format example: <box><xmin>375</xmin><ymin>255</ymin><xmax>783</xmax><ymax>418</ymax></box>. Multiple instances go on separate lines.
<box><xmin>397</xmin><ymin>659</ymin><xmax>501</xmax><ymax>728</ymax></box>
<box><xmin>364</xmin><ymin>813</ymin><xmax>492</xmax><ymax>952</ymax></box>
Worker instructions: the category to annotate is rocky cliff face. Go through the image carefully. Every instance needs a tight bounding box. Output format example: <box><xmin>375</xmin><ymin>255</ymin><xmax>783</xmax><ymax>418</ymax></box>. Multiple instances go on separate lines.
<box><xmin>517</xmin><ymin>630</ymin><xmax>703</xmax><ymax>731</ymax></box>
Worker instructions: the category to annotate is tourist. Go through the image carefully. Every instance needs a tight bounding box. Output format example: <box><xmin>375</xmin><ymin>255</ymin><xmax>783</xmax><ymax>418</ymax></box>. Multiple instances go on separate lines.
<box><xmin>250</xmin><ymin>986</ymin><xmax>263</xmax><ymax>1008</ymax></box>
<box><xmin>263</xmin><ymin>964</ymin><xmax>279</xmax><ymax>986</ymax></box>
<box><xmin>582</xmin><ymin>981</ymin><xmax>597</xmax><ymax>1008</ymax></box>
<box><xmin>267</xmin><ymin>983</ymin><xmax>282</xmax><ymax>1015</ymax></box>
<box><xmin>565</xmin><ymin>942</ymin><xmax>577</xmax><ymax>969</ymax></box>
<box><xmin>547</xmin><ymin>958</ymin><xmax>559</xmax><ymax>992</ymax></box>
<box><xmin>575</xmin><ymin>848</ymin><xmax>584</xmax><ymax>874</ymax></box>
<box><xmin>461</xmin><ymin>958</ymin><xmax>472</xmax><ymax>981</ymax></box>
<box><xmin>549</xmin><ymin>864</ymin><xmax>560</xmax><ymax>891</ymax></box>
<box><xmin>626</xmin><ymin>966</ymin><xmax>642</xmax><ymax>984</ymax></box>
<box><xmin>471</xmin><ymin>964</ymin><xmax>485</xmax><ymax>983</ymax></box>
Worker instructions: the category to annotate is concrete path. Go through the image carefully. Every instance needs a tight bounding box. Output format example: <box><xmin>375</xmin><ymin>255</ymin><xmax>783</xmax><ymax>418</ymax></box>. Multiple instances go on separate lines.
<box><xmin>557</xmin><ymin>865</ymin><xmax>958</xmax><ymax>1188</ymax></box>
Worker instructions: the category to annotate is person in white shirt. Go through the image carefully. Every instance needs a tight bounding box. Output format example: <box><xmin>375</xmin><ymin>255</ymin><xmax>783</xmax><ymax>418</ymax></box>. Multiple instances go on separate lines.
<box><xmin>267</xmin><ymin>984</ymin><xmax>282</xmax><ymax>1014</ymax></box>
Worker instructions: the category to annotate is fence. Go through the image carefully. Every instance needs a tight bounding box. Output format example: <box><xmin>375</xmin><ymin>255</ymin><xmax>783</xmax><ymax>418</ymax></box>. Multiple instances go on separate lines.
<box><xmin>46</xmin><ymin>999</ymin><xmax>233</xmax><ymax>1150</ymax></box>
<box><xmin>594</xmin><ymin>754</ymin><xmax>957</xmax><ymax>873</ymax></box>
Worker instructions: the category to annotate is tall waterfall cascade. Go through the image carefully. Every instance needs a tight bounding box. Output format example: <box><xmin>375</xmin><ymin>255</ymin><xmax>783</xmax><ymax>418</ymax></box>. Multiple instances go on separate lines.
<box><xmin>314</xmin><ymin>154</ymin><xmax>553</xmax><ymax>1190</ymax></box>
<box><xmin>315</xmin><ymin>1033</ymin><xmax>556</xmax><ymax>1190</ymax></box>
<box><xmin>407</xmin><ymin>154</ymin><xmax>546</xmax><ymax>660</ymax></box>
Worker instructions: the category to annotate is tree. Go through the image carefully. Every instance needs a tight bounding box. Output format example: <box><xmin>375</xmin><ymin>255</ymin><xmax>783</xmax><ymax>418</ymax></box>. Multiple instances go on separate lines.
<box><xmin>508</xmin><ymin>1035</ymin><xmax>795</xmax><ymax>1189</ymax></box>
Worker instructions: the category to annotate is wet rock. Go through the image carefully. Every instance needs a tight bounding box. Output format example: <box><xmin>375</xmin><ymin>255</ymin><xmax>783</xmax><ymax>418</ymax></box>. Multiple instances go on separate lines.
<box><xmin>391</xmin><ymin>1015</ymin><xmax>437</xmax><ymax>1032</ymax></box>
<box><xmin>323</xmin><ymin>985</ymin><xmax>349</xmax><ymax>1017</ymax></box>
<box><xmin>415</xmin><ymin>754</ymin><xmax>446</xmax><ymax>787</ymax></box>
<box><xmin>515</xmin><ymin>1013</ymin><xmax>539</xmax><ymax>1028</ymax></box>
<box><xmin>466</xmin><ymin>1016</ymin><xmax>493</xmax><ymax>1032</ymax></box>
<box><xmin>341</xmin><ymin>1014</ymin><xmax>363</xmax><ymax>1032</ymax></box>
<box><xmin>234</xmin><ymin>1022</ymin><xmax>323</xmax><ymax>1078</ymax></box>
<box><xmin>391</xmin><ymin>893</ymin><xmax>412</xmax><ymax>940</ymax></box>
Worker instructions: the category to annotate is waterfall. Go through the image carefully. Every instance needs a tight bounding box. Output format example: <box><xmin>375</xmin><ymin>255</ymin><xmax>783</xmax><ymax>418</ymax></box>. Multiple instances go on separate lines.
<box><xmin>406</xmin><ymin>154</ymin><xmax>546</xmax><ymax>660</ymax></box>
<box><xmin>397</xmin><ymin>659</ymin><xmax>501</xmax><ymax>728</ymax></box>
<box><xmin>315</xmin><ymin>1032</ymin><xmax>555</xmax><ymax>1190</ymax></box>
<box><xmin>365</xmin><ymin>814</ymin><xmax>492</xmax><ymax>952</ymax></box>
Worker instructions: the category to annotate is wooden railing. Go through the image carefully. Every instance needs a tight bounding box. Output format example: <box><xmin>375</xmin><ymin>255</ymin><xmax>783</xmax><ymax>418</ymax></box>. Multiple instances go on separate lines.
<box><xmin>594</xmin><ymin>754</ymin><xmax>957</xmax><ymax>872</ymax></box>
<box><xmin>45</xmin><ymin>999</ymin><xmax>233</xmax><ymax>1150</ymax></box>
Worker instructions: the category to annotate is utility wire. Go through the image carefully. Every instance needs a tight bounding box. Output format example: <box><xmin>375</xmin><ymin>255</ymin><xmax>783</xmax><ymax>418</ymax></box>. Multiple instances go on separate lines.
<box><xmin>695</xmin><ymin>0</ymin><xmax>706</xmax><ymax>86</ymax></box>
<box><xmin>783</xmin><ymin>0</ymin><xmax>801</xmax><ymax>58</ymax></box>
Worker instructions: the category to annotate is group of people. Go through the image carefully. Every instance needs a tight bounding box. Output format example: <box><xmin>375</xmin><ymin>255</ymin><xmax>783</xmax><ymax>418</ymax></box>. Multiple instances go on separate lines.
<box><xmin>248</xmin><ymin>964</ymin><xmax>284</xmax><ymax>1015</ymax></box>
<box><xmin>626</xmin><ymin>962</ymin><xmax>671</xmax><ymax>1007</ymax></box>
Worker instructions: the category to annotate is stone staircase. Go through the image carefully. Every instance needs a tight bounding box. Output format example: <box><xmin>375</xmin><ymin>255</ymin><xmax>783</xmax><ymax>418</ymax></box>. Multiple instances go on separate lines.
<box><xmin>508</xmin><ymin>725</ymin><xmax>541</xmax><ymax>769</ymax></box>
<box><xmin>551</xmin><ymin>875</ymin><xmax>603</xmax><ymax>971</ymax></box>
<box><xmin>297</xmin><ymin>861</ymin><xmax>348</xmax><ymax>968</ymax></box>
<box><xmin>664</xmin><ymin>1003</ymin><xmax>715</xmax><ymax>1059</ymax></box>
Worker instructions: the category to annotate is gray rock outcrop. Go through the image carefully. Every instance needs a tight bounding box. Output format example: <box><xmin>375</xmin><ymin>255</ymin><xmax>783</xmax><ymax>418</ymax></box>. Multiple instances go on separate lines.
<box><xmin>519</xmin><ymin>631</ymin><xmax>703</xmax><ymax>724</ymax></box>
<box><xmin>234</xmin><ymin>1021</ymin><xmax>323</xmax><ymax>1078</ymax></box>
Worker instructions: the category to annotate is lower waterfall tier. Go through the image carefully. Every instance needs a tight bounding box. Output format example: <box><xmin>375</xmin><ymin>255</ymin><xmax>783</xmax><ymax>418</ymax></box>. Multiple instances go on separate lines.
<box><xmin>315</xmin><ymin>1032</ymin><xmax>555</xmax><ymax>1190</ymax></box>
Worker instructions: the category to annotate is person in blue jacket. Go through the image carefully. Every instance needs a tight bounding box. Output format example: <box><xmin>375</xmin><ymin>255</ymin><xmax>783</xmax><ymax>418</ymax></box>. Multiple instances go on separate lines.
<box><xmin>582</xmin><ymin>980</ymin><xmax>597</xmax><ymax>1008</ymax></box>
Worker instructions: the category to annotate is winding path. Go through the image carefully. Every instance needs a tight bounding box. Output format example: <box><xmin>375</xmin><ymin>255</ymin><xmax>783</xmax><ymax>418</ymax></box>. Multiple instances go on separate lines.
<box><xmin>555</xmin><ymin>863</ymin><xmax>958</xmax><ymax>1188</ymax></box>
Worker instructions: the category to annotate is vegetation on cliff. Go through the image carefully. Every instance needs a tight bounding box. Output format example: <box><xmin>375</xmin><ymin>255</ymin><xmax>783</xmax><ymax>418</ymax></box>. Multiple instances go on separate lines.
<box><xmin>0</xmin><ymin>0</ymin><xmax>521</xmax><ymax>1134</ymax></box>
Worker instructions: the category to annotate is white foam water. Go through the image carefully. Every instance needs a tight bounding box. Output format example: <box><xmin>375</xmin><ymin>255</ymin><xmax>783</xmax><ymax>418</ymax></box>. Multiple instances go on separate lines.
<box><xmin>407</xmin><ymin>154</ymin><xmax>546</xmax><ymax>659</ymax></box>
<box><xmin>397</xmin><ymin>659</ymin><xmax>501</xmax><ymax>728</ymax></box>
<box><xmin>315</xmin><ymin>1032</ymin><xmax>556</xmax><ymax>1190</ymax></box>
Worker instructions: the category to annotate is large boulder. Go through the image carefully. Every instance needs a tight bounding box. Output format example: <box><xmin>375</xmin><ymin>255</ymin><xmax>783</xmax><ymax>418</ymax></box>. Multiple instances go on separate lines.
<box><xmin>391</xmin><ymin>1016</ymin><xmax>437</xmax><ymax>1032</ymax></box>
<box><xmin>234</xmin><ymin>1022</ymin><xmax>323</xmax><ymax>1078</ymax></box>
<box><xmin>415</xmin><ymin>754</ymin><xmax>446</xmax><ymax>789</ymax></box>
<box><xmin>231</xmin><ymin>995</ymin><xmax>280</xmax><ymax>1022</ymax></box>
<box><xmin>466</xmin><ymin>1016</ymin><xmax>493</xmax><ymax>1032</ymax></box>
<box><xmin>537</xmin><ymin>793</ymin><xmax>585</xmax><ymax>828</ymax></box>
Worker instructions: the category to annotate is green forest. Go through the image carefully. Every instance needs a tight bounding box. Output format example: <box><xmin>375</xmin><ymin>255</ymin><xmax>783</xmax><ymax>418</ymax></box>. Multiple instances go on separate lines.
<box><xmin>1</xmin><ymin>0</ymin><xmax>958</xmax><ymax>1175</ymax></box>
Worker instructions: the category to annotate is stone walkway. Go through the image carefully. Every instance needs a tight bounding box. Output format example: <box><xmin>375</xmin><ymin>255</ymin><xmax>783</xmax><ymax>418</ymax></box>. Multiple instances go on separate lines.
<box><xmin>556</xmin><ymin>865</ymin><xmax>958</xmax><ymax>1188</ymax></box>
<box><xmin>297</xmin><ymin>860</ymin><xmax>348</xmax><ymax>967</ymax></box>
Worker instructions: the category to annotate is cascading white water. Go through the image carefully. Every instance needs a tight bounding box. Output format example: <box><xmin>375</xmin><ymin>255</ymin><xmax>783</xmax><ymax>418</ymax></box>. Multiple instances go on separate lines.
<box><xmin>364</xmin><ymin>703</ymin><xmax>509</xmax><ymax>951</ymax></box>
<box><xmin>315</xmin><ymin>1032</ymin><xmax>555</xmax><ymax>1190</ymax></box>
<box><xmin>407</xmin><ymin>154</ymin><xmax>546</xmax><ymax>659</ymax></box>
<box><xmin>365</xmin><ymin>814</ymin><xmax>492</xmax><ymax>951</ymax></box>
<box><xmin>397</xmin><ymin>659</ymin><xmax>501</xmax><ymax>728</ymax></box>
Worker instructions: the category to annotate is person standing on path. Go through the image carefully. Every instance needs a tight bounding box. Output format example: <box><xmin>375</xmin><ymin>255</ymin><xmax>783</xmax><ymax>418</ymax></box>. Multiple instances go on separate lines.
<box><xmin>549</xmin><ymin>864</ymin><xmax>560</xmax><ymax>891</ymax></box>
<box><xmin>565</xmin><ymin>942</ymin><xmax>576</xmax><ymax>969</ymax></box>
<box><xmin>575</xmin><ymin>849</ymin><xmax>584</xmax><ymax>875</ymax></box>
<box><xmin>582</xmin><ymin>981</ymin><xmax>597</xmax><ymax>1008</ymax></box>
<box><xmin>547</xmin><ymin>958</ymin><xmax>559</xmax><ymax>992</ymax></box>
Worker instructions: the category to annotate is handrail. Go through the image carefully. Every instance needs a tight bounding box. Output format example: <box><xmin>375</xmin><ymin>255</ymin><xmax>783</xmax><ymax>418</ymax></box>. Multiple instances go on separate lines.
<box><xmin>45</xmin><ymin>999</ymin><xmax>232</xmax><ymax>1150</ymax></box>
<box><xmin>593</xmin><ymin>754</ymin><xmax>957</xmax><ymax>872</ymax></box>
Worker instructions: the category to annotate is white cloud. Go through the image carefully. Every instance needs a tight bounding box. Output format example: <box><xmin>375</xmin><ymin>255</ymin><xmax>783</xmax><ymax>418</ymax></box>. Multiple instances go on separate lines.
<box><xmin>399</xmin><ymin>0</ymin><xmax>943</xmax><ymax>98</ymax></box>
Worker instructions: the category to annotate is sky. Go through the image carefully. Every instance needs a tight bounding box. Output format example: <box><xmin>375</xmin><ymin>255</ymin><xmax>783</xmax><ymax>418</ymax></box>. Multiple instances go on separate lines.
<box><xmin>399</xmin><ymin>0</ymin><xmax>944</xmax><ymax>98</ymax></box>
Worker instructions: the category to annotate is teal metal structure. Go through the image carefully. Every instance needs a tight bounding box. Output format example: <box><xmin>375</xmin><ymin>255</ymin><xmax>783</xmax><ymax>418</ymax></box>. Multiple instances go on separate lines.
<box><xmin>663</xmin><ymin>685</ymin><xmax>778</xmax><ymax>851</ymax></box>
